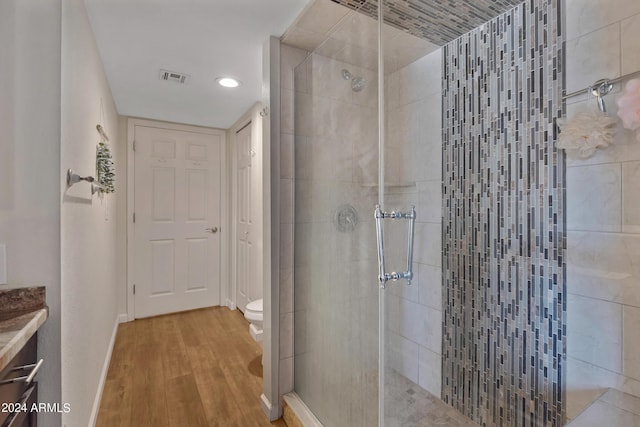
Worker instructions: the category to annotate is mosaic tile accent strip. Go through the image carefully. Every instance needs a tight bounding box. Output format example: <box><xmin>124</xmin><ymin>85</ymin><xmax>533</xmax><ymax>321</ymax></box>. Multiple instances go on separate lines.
<box><xmin>441</xmin><ymin>0</ymin><xmax>566</xmax><ymax>426</ymax></box>
<box><xmin>331</xmin><ymin>0</ymin><xmax>524</xmax><ymax>46</ymax></box>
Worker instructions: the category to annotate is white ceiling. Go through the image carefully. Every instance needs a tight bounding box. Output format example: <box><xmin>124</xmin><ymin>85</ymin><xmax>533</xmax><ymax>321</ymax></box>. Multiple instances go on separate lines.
<box><xmin>282</xmin><ymin>0</ymin><xmax>439</xmax><ymax>74</ymax></box>
<box><xmin>85</xmin><ymin>0</ymin><xmax>312</xmax><ymax>129</ymax></box>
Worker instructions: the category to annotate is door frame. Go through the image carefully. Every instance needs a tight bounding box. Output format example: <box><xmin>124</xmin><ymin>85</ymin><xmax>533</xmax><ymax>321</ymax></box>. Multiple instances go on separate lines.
<box><xmin>229</xmin><ymin>102</ymin><xmax>263</xmax><ymax>312</ymax></box>
<box><xmin>126</xmin><ymin>118</ymin><xmax>229</xmax><ymax>321</ymax></box>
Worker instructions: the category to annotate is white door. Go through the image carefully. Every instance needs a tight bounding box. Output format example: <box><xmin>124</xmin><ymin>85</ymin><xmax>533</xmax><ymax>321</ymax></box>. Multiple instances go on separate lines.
<box><xmin>235</xmin><ymin>122</ymin><xmax>253</xmax><ymax>313</ymax></box>
<box><xmin>134</xmin><ymin>126</ymin><xmax>222</xmax><ymax>318</ymax></box>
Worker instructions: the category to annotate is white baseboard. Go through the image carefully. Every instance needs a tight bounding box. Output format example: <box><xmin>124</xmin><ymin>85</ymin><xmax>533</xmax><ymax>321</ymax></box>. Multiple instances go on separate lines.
<box><xmin>261</xmin><ymin>393</ymin><xmax>280</xmax><ymax>421</ymax></box>
<box><xmin>226</xmin><ymin>298</ymin><xmax>237</xmax><ymax>310</ymax></box>
<box><xmin>88</xmin><ymin>316</ymin><xmax>120</xmax><ymax>427</ymax></box>
<box><xmin>118</xmin><ymin>313</ymin><xmax>128</xmax><ymax>323</ymax></box>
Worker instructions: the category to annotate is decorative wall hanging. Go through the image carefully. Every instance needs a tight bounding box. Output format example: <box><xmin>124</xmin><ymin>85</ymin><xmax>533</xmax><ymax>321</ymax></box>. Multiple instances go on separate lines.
<box><xmin>65</xmin><ymin>100</ymin><xmax>115</xmax><ymax>196</ymax></box>
<box><xmin>96</xmin><ymin>140</ymin><xmax>115</xmax><ymax>193</ymax></box>
<box><xmin>95</xmin><ymin>99</ymin><xmax>115</xmax><ymax>194</ymax></box>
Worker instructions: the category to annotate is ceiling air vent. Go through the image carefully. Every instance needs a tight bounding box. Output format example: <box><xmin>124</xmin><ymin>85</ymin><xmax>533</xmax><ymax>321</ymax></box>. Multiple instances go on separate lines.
<box><xmin>159</xmin><ymin>69</ymin><xmax>190</xmax><ymax>84</ymax></box>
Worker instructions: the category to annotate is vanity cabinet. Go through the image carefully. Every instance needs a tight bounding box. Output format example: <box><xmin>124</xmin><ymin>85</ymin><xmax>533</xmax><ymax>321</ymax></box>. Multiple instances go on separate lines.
<box><xmin>0</xmin><ymin>335</ymin><xmax>38</xmax><ymax>427</ymax></box>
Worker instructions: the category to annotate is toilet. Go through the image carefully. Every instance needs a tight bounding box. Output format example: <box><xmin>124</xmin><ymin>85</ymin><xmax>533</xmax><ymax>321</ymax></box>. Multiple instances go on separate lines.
<box><xmin>244</xmin><ymin>298</ymin><xmax>263</xmax><ymax>343</ymax></box>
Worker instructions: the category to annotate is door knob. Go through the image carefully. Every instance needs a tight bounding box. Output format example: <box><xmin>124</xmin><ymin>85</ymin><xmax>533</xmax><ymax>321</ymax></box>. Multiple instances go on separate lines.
<box><xmin>205</xmin><ymin>227</ymin><xmax>219</xmax><ymax>234</ymax></box>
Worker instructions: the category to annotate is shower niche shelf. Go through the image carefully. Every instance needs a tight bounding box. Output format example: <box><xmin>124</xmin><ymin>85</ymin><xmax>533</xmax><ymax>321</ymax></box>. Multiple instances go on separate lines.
<box><xmin>360</xmin><ymin>181</ymin><xmax>416</xmax><ymax>193</ymax></box>
<box><xmin>360</xmin><ymin>181</ymin><xmax>416</xmax><ymax>189</ymax></box>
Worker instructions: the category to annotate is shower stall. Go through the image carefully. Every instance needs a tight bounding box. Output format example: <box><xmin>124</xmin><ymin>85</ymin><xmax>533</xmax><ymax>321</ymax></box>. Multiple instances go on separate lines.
<box><xmin>282</xmin><ymin>0</ymin><xmax>572</xmax><ymax>425</ymax></box>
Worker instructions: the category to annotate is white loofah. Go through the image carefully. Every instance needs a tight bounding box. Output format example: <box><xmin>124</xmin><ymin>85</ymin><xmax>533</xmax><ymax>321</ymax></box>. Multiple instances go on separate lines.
<box><xmin>557</xmin><ymin>110</ymin><xmax>616</xmax><ymax>158</ymax></box>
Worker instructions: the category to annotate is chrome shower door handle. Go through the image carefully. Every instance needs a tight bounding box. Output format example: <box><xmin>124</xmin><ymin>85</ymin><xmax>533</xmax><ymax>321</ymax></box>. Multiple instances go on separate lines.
<box><xmin>374</xmin><ymin>205</ymin><xmax>416</xmax><ymax>288</ymax></box>
<box><xmin>375</xmin><ymin>205</ymin><xmax>387</xmax><ymax>288</ymax></box>
<box><xmin>405</xmin><ymin>206</ymin><xmax>415</xmax><ymax>286</ymax></box>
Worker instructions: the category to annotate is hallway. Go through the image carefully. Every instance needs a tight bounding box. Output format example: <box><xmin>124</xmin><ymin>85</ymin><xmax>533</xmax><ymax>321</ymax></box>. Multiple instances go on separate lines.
<box><xmin>96</xmin><ymin>307</ymin><xmax>286</xmax><ymax>427</ymax></box>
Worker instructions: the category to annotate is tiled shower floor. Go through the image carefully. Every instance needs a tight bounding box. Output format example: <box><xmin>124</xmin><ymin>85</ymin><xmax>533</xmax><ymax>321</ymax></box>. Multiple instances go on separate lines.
<box><xmin>567</xmin><ymin>389</ymin><xmax>640</xmax><ymax>427</ymax></box>
<box><xmin>386</xmin><ymin>374</ymin><xmax>640</xmax><ymax>426</ymax></box>
<box><xmin>385</xmin><ymin>370</ymin><xmax>479</xmax><ymax>427</ymax></box>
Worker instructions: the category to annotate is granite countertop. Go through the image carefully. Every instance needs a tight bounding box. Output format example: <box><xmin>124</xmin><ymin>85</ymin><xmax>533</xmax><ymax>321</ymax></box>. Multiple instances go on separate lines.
<box><xmin>0</xmin><ymin>287</ymin><xmax>48</xmax><ymax>372</ymax></box>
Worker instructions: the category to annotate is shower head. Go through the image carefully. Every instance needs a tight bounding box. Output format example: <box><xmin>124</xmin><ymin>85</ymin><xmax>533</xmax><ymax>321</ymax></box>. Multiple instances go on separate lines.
<box><xmin>341</xmin><ymin>68</ymin><xmax>366</xmax><ymax>92</ymax></box>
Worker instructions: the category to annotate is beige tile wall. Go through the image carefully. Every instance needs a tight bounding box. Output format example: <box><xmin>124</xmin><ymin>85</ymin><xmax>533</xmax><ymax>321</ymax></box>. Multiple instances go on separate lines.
<box><xmin>384</xmin><ymin>48</ymin><xmax>443</xmax><ymax>397</ymax></box>
<box><xmin>279</xmin><ymin>43</ymin><xmax>309</xmax><ymax>400</ymax></box>
<box><xmin>564</xmin><ymin>0</ymin><xmax>640</xmax><ymax>419</ymax></box>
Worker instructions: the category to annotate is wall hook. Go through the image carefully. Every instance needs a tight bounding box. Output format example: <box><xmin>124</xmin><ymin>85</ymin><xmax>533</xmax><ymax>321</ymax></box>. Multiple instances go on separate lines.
<box><xmin>590</xmin><ymin>79</ymin><xmax>614</xmax><ymax>113</ymax></box>
<box><xmin>67</xmin><ymin>169</ymin><xmax>106</xmax><ymax>194</ymax></box>
<box><xmin>67</xmin><ymin>169</ymin><xmax>95</xmax><ymax>186</ymax></box>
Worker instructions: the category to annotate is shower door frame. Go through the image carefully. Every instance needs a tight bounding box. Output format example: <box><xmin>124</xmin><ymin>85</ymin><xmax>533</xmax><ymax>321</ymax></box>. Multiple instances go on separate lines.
<box><xmin>376</xmin><ymin>0</ymin><xmax>387</xmax><ymax>424</ymax></box>
<box><xmin>280</xmin><ymin>2</ymin><xmax>420</xmax><ymax>423</ymax></box>
<box><xmin>263</xmin><ymin>35</ymin><xmax>282</xmax><ymax>421</ymax></box>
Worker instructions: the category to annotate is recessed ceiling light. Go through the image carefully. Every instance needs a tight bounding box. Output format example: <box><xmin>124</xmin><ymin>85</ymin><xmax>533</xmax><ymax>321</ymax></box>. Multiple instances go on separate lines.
<box><xmin>216</xmin><ymin>77</ymin><xmax>240</xmax><ymax>88</ymax></box>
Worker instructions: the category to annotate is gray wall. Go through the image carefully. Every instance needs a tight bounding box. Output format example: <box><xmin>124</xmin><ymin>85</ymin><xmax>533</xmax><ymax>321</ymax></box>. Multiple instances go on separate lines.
<box><xmin>60</xmin><ymin>0</ymin><xmax>122</xmax><ymax>424</ymax></box>
<box><xmin>0</xmin><ymin>2</ymin><xmax>62</xmax><ymax>425</ymax></box>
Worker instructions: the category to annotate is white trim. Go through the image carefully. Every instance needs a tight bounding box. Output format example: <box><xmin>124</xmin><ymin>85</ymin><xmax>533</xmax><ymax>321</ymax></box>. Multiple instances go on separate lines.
<box><xmin>225</xmin><ymin>298</ymin><xmax>237</xmax><ymax>310</ymax></box>
<box><xmin>126</xmin><ymin>119</ymin><xmax>135</xmax><ymax>321</ymax></box>
<box><xmin>219</xmin><ymin>126</ymin><xmax>229</xmax><ymax>312</ymax></box>
<box><xmin>263</xmin><ymin>35</ymin><xmax>282</xmax><ymax>421</ymax></box>
<box><xmin>228</xmin><ymin>103</ymin><xmax>263</xmax><ymax>313</ymax></box>
<box><xmin>260</xmin><ymin>393</ymin><xmax>279</xmax><ymax>421</ymax></box>
<box><xmin>126</xmin><ymin>118</ymin><xmax>228</xmax><ymax>321</ymax></box>
<box><xmin>88</xmin><ymin>316</ymin><xmax>120</xmax><ymax>427</ymax></box>
<box><xmin>117</xmin><ymin>313</ymin><xmax>128</xmax><ymax>324</ymax></box>
<box><xmin>283</xmin><ymin>393</ymin><xmax>324</xmax><ymax>427</ymax></box>
<box><xmin>229</xmin><ymin>114</ymin><xmax>246</xmax><ymax>312</ymax></box>
<box><xmin>227</xmin><ymin>124</ymin><xmax>236</xmax><ymax>312</ymax></box>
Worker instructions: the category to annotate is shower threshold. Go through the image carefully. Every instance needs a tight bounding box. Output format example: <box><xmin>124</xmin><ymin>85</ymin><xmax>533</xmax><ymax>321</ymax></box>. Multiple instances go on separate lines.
<box><xmin>282</xmin><ymin>371</ymin><xmax>478</xmax><ymax>426</ymax></box>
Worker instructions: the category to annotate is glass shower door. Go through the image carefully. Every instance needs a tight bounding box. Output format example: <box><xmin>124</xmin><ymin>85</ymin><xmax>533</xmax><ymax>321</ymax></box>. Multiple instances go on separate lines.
<box><xmin>292</xmin><ymin>2</ymin><xmax>381</xmax><ymax>426</ymax></box>
<box><xmin>291</xmin><ymin>1</ymin><xmax>446</xmax><ymax>425</ymax></box>
<box><xmin>377</xmin><ymin>1</ymin><xmax>447</xmax><ymax>425</ymax></box>
<box><xmin>291</xmin><ymin>1</ymin><xmax>444</xmax><ymax>424</ymax></box>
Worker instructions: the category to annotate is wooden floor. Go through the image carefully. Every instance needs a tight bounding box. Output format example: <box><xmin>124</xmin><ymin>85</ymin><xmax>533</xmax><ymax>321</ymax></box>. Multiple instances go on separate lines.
<box><xmin>96</xmin><ymin>307</ymin><xmax>287</xmax><ymax>427</ymax></box>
